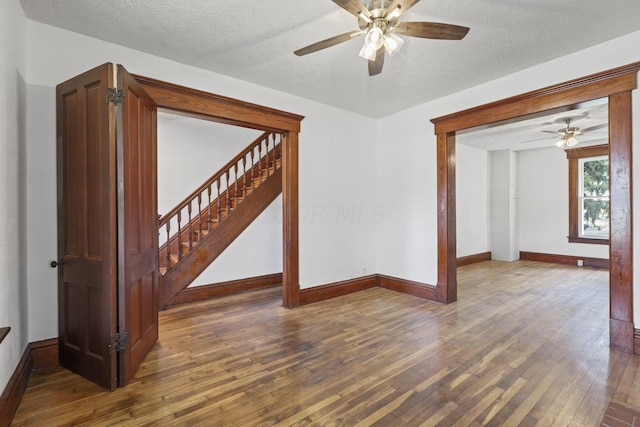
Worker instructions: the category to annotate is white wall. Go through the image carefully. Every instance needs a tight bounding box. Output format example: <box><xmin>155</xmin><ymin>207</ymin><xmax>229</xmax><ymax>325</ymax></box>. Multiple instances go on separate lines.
<box><xmin>456</xmin><ymin>144</ymin><xmax>490</xmax><ymax>257</ymax></box>
<box><xmin>157</xmin><ymin>115</ymin><xmax>264</xmax><ymax>214</ymax></box>
<box><xmin>518</xmin><ymin>146</ymin><xmax>609</xmax><ymax>258</ymax></box>
<box><xmin>157</xmin><ymin>114</ymin><xmax>282</xmax><ymax>285</ymax></box>
<box><xmin>377</xmin><ymin>30</ymin><xmax>640</xmax><ymax>306</ymax></box>
<box><xmin>375</xmin><ymin>107</ymin><xmax>438</xmax><ymax>283</ymax></box>
<box><xmin>24</xmin><ymin>20</ymin><xmax>379</xmax><ymax>341</ymax></box>
<box><xmin>490</xmin><ymin>150</ymin><xmax>519</xmax><ymax>261</ymax></box>
<box><xmin>0</xmin><ymin>0</ymin><xmax>27</xmax><ymax>393</ymax></box>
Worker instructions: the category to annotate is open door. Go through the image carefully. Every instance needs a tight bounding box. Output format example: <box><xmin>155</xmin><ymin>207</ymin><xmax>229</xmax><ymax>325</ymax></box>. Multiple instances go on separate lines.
<box><xmin>56</xmin><ymin>64</ymin><xmax>118</xmax><ymax>390</ymax></box>
<box><xmin>56</xmin><ymin>63</ymin><xmax>159</xmax><ymax>389</ymax></box>
<box><xmin>116</xmin><ymin>65</ymin><xmax>159</xmax><ymax>386</ymax></box>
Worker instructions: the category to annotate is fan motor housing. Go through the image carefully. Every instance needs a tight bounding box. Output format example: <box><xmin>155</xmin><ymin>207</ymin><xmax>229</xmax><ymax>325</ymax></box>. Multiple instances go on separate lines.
<box><xmin>359</xmin><ymin>1</ymin><xmax>395</xmax><ymax>30</ymax></box>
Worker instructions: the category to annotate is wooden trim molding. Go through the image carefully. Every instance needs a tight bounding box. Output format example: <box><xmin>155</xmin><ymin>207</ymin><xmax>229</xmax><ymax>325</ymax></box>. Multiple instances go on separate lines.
<box><xmin>608</xmin><ymin>91</ymin><xmax>634</xmax><ymax>352</ymax></box>
<box><xmin>167</xmin><ymin>271</ymin><xmax>440</xmax><ymax>307</ymax></box>
<box><xmin>0</xmin><ymin>347</ymin><xmax>33</xmax><ymax>427</ymax></box>
<box><xmin>565</xmin><ymin>144</ymin><xmax>609</xmax><ymax>159</ymax></box>
<box><xmin>634</xmin><ymin>329</ymin><xmax>640</xmax><ymax>356</ymax></box>
<box><xmin>437</xmin><ymin>132</ymin><xmax>457</xmax><ymax>304</ymax></box>
<box><xmin>378</xmin><ymin>275</ymin><xmax>439</xmax><ymax>301</ymax></box>
<box><xmin>30</xmin><ymin>338</ymin><xmax>59</xmax><ymax>370</ymax></box>
<box><xmin>432</xmin><ymin>62</ymin><xmax>638</xmax><ymax>353</ymax></box>
<box><xmin>167</xmin><ymin>274</ymin><xmax>283</xmax><ymax>307</ymax></box>
<box><xmin>567</xmin><ymin>236</ymin><xmax>609</xmax><ymax>245</ymax></box>
<box><xmin>299</xmin><ymin>274</ymin><xmax>441</xmax><ymax>306</ymax></box>
<box><xmin>565</xmin><ymin>144</ymin><xmax>610</xmax><ymax>245</ymax></box>
<box><xmin>282</xmin><ymin>131</ymin><xmax>300</xmax><ymax>308</ymax></box>
<box><xmin>432</xmin><ymin>62</ymin><xmax>640</xmax><ymax>134</ymax></box>
<box><xmin>519</xmin><ymin>251</ymin><xmax>609</xmax><ymax>269</ymax></box>
<box><xmin>300</xmin><ymin>276</ymin><xmax>378</xmax><ymax>305</ymax></box>
<box><xmin>457</xmin><ymin>252</ymin><xmax>492</xmax><ymax>267</ymax></box>
<box><xmin>0</xmin><ymin>327</ymin><xmax>9</xmax><ymax>345</ymax></box>
<box><xmin>130</xmin><ymin>73</ymin><xmax>303</xmax><ymax>310</ymax></box>
<box><xmin>132</xmin><ymin>74</ymin><xmax>304</xmax><ymax>132</ymax></box>
<box><xmin>611</xmin><ymin>318</ymin><xmax>635</xmax><ymax>353</ymax></box>
<box><xmin>0</xmin><ymin>338</ymin><xmax>60</xmax><ymax>427</ymax></box>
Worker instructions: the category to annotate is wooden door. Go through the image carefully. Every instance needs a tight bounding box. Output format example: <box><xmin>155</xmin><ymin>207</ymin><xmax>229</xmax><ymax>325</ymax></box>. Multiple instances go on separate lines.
<box><xmin>57</xmin><ymin>63</ymin><xmax>118</xmax><ymax>390</ymax></box>
<box><xmin>116</xmin><ymin>66</ymin><xmax>159</xmax><ymax>386</ymax></box>
<box><xmin>57</xmin><ymin>63</ymin><xmax>159</xmax><ymax>389</ymax></box>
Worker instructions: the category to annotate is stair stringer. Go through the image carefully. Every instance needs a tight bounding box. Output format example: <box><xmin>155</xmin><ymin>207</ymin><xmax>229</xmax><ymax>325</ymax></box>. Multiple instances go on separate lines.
<box><xmin>161</xmin><ymin>167</ymin><xmax>282</xmax><ymax>307</ymax></box>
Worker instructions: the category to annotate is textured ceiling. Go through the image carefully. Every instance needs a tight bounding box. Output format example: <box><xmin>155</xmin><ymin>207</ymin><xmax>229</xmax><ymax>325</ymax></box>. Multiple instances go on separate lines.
<box><xmin>19</xmin><ymin>0</ymin><xmax>640</xmax><ymax>119</ymax></box>
<box><xmin>457</xmin><ymin>98</ymin><xmax>609</xmax><ymax>152</ymax></box>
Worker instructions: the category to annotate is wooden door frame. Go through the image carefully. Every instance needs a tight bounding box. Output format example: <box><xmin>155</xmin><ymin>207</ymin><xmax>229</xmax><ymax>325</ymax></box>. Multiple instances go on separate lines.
<box><xmin>431</xmin><ymin>62</ymin><xmax>640</xmax><ymax>353</ymax></box>
<box><xmin>131</xmin><ymin>75</ymin><xmax>304</xmax><ymax>308</ymax></box>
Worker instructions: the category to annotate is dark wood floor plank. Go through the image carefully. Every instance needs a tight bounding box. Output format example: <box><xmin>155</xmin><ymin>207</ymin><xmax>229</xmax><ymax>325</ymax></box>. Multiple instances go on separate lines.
<box><xmin>10</xmin><ymin>261</ymin><xmax>640</xmax><ymax>426</ymax></box>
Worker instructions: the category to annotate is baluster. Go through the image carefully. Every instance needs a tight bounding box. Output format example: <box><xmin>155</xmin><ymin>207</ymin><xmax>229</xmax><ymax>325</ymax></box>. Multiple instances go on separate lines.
<box><xmin>197</xmin><ymin>193</ymin><xmax>202</xmax><ymax>241</ymax></box>
<box><xmin>242</xmin><ymin>156</ymin><xmax>247</xmax><ymax>197</ymax></box>
<box><xmin>265</xmin><ymin>134</ymin><xmax>271</xmax><ymax>177</ymax></box>
<box><xmin>234</xmin><ymin>163</ymin><xmax>238</xmax><ymax>206</ymax></box>
<box><xmin>216</xmin><ymin>178</ymin><xmax>221</xmax><ymax>224</ymax></box>
<box><xmin>226</xmin><ymin>170</ymin><xmax>231</xmax><ymax>216</ymax></box>
<box><xmin>250</xmin><ymin>145</ymin><xmax>256</xmax><ymax>190</ymax></box>
<box><xmin>187</xmin><ymin>202</ymin><xmax>193</xmax><ymax>251</ymax></box>
<box><xmin>270</xmin><ymin>133</ymin><xmax>276</xmax><ymax>174</ymax></box>
<box><xmin>257</xmin><ymin>138</ymin><xmax>263</xmax><ymax>182</ymax></box>
<box><xmin>165</xmin><ymin>221</ymin><xmax>171</xmax><ymax>271</ymax></box>
<box><xmin>278</xmin><ymin>133</ymin><xmax>282</xmax><ymax>168</ymax></box>
<box><xmin>207</xmin><ymin>186</ymin><xmax>212</xmax><ymax>231</ymax></box>
<box><xmin>177</xmin><ymin>211</ymin><xmax>182</xmax><ymax>261</ymax></box>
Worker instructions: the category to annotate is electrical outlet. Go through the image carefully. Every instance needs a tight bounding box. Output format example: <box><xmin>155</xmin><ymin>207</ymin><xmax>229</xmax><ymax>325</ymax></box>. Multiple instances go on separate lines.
<box><xmin>577</xmin><ymin>259</ymin><xmax>584</xmax><ymax>267</ymax></box>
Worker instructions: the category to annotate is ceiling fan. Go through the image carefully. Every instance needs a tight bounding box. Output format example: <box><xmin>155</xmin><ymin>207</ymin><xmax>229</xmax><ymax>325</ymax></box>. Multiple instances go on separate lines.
<box><xmin>518</xmin><ymin>117</ymin><xmax>608</xmax><ymax>148</ymax></box>
<box><xmin>294</xmin><ymin>0</ymin><xmax>470</xmax><ymax>76</ymax></box>
<box><xmin>552</xmin><ymin>118</ymin><xmax>608</xmax><ymax>148</ymax></box>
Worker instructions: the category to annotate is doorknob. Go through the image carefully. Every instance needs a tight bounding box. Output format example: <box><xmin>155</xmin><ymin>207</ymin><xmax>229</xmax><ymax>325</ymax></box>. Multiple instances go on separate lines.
<box><xmin>50</xmin><ymin>260</ymin><xmax>63</xmax><ymax>268</ymax></box>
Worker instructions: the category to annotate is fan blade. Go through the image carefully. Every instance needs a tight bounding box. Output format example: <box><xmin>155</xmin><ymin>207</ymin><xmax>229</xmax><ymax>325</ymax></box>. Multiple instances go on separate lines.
<box><xmin>332</xmin><ymin>0</ymin><xmax>371</xmax><ymax>19</ymax></box>
<box><xmin>385</xmin><ymin>0</ymin><xmax>421</xmax><ymax>18</ymax></box>
<box><xmin>394</xmin><ymin>22</ymin><xmax>470</xmax><ymax>40</ymax></box>
<box><xmin>581</xmin><ymin>123</ymin><xmax>608</xmax><ymax>133</ymax></box>
<box><xmin>520</xmin><ymin>136</ymin><xmax>557</xmax><ymax>144</ymax></box>
<box><xmin>368</xmin><ymin>47</ymin><xmax>385</xmax><ymax>76</ymax></box>
<box><xmin>294</xmin><ymin>30</ymin><xmax>364</xmax><ymax>56</ymax></box>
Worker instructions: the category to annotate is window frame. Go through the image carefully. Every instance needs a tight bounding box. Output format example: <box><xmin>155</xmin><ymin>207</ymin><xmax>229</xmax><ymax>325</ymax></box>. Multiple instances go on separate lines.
<box><xmin>566</xmin><ymin>144</ymin><xmax>609</xmax><ymax>245</ymax></box>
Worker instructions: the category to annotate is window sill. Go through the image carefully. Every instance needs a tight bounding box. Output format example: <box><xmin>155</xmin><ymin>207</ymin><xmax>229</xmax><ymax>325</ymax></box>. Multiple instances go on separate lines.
<box><xmin>568</xmin><ymin>236</ymin><xmax>610</xmax><ymax>245</ymax></box>
<box><xmin>0</xmin><ymin>327</ymin><xmax>9</xmax><ymax>345</ymax></box>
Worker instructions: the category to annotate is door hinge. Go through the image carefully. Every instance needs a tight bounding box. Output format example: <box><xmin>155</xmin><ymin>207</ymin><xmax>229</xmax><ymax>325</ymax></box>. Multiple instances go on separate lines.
<box><xmin>108</xmin><ymin>332</ymin><xmax>128</xmax><ymax>354</ymax></box>
<box><xmin>105</xmin><ymin>88</ymin><xmax>124</xmax><ymax>105</ymax></box>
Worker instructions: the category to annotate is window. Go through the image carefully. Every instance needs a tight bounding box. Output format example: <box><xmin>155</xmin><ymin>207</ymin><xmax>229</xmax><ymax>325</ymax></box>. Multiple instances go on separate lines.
<box><xmin>566</xmin><ymin>144</ymin><xmax>609</xmax><ymax>244</ymax></box>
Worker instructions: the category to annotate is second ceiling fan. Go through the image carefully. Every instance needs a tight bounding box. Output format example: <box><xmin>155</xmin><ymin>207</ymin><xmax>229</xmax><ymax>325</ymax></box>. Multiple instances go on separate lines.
<box><xmin>294</xmin><ymin>0</ymin><xmax>470</xmax><ymax>76</ymax></box>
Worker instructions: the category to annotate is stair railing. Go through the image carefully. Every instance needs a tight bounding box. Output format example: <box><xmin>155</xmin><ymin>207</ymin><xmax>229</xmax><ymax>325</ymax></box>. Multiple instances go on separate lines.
<box><xmin>159</xmin><ymin>131</ymin><xmax>283</xmax><ymax>273</ymax></box>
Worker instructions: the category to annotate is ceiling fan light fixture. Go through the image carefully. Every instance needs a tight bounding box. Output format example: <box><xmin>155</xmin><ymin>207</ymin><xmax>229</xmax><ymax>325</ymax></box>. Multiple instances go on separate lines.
<box><xmin>383</xmin><ymin>32</ymin><xmax>404</xmax><ymax>56</ymax></box>
<box><xmin>566</xmin><ymin>136</ymin><xmax>579</xmax><ymax>147</ymax></box>
<box><xmin>553</xmin><ymin>118</ymin><xmax>582</xmax><ymax>148</ymax></box>
<box><xmin>358</xmin><ymin>42</ymin><xmax>378</xmax><ymax>61</ymax></box>
<box><xmin>359</xmin><ymin>25</ymin><xmax>385</xmax><ymax>61</ymax></box>
<box><xmin>364</xmin><ymin>26</ymin><xmax>384</xmax><ymax>50</ymax></box>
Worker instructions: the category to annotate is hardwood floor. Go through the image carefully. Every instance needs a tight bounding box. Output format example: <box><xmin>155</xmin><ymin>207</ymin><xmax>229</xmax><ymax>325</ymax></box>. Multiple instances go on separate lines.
<box><xmin>11</xmin><ymin>261</ymin><xmax>640</xmax><ymax>426</ymax></box>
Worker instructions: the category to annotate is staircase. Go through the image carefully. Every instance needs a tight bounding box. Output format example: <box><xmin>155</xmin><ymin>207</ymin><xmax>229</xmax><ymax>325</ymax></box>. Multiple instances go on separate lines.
<box><xmin>158</xmin><ymin>131</ymin><xmax>283</xmax><ymax>307</ymax></box>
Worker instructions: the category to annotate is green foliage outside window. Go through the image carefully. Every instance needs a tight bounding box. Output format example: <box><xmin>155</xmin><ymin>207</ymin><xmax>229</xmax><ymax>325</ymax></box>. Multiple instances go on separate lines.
<box><xmin>582</xmin><ymin>158</ymin><xmax>609</xmax><ymax>236</ymax></box>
